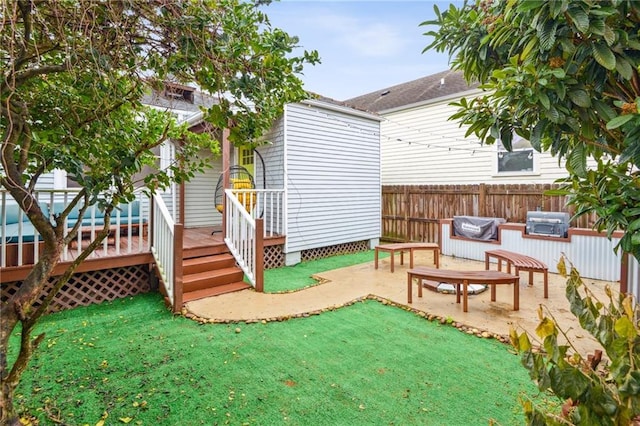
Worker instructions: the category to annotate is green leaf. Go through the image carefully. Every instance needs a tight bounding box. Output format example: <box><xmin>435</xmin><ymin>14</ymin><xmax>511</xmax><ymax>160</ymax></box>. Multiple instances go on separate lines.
<box><xmin>615</xmin><ymin>57</ymin><xmax>633</xmax><ymax>80</ymax></box>
<box><xmin>548</xmin><ymin>0</ymin><xmax>567</xmax><ymax>18</ymax></box>
<box><xmin>539</xmin><ymin>92</ymin><xmax>550</xmax><ymax>110</ymax></box>
<box><xmin>606</xmin><ymin>114</ymin><xmax>634</xmax><ymax>130</ymax></box>
<box><xmin>603</xmin><ymin>24</ymin><xmax>616</xmax><ymax>46</ymax></box>
<box><xmin>567</xmin><ymin>145</ymin><xmax>587</xmax><ymax>177</ymax></box>
<box><xmin>520</xmin><ymin>37</ymin><xmax>538</xmax><ymax>61</ymax></box>
<box><xmin>567</xmin><ymin>6</ymin><xmax>589</xmax><ymax>33</ymax></box>
<box><xmin>614</xmin><ymin>316</ymin><xmax>637</xmax><ymax>340</ymax></box>
<box><xmin>592</xmin><ymin>43</ymin><xmax>616</xmax><ymax>70</ymax></box>
<box><xmin>516</xmin><ymin>0</ymin><xmax>546</xmax><ymax>13</ymax></box>
<box><xmin>538</xmin><ymin>21</ymin><xmax>557</xmax><ymax>50</ymax></box>
<box><xmin>593</xmin><ymin>100</ymin><xmax>616</xmax><ymax>122</ymax></box>
<box><xmin>569</xmin><ymin>90</ymin><xmax>591</xmax><ymax>108</ymax></box>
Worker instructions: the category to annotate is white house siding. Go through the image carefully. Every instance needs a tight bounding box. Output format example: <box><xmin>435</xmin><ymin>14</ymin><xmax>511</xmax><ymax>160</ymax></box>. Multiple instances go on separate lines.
<box><xmin>184</xmin><ymin>152</ymin><xmax>221</xmax><ymax>228</ymax></box>
<box><xmin>284</xmin><ymin>102</ymin><xmax>381</xmax><ymax>253</ymax></box>
<box><xmin>380</xmin><ymin>92</ymin><xmax>570</xmax><ymax>185</ymax></box>
<box><xmin>256</xmin><ymin>116</ymin><xmax>285</xmax><ymax>190</ymax></box>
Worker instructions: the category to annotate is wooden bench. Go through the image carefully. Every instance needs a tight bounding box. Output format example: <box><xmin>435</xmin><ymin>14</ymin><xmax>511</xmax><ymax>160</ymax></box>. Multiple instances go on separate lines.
<box><xmin>407</xmin><ymin>266</ymin><xmax>520</xmax><ymax>312</ymax></box>
<box><xmin>484</xmin><ymin>249</ymin><xmax>548</xmax><ymax>298</ymax></box>
<box><xmin>375</xmin><ymin>243</ymin><xmax>439</xmax><ymax>272</ymax></box>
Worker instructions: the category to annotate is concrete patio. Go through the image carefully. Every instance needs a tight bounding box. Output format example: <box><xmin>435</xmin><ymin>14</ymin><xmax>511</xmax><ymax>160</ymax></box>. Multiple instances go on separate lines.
<box><xmin>185</xmin><ymin>251</ymin><xmax>616</xmax><ymax>356</ymax></box>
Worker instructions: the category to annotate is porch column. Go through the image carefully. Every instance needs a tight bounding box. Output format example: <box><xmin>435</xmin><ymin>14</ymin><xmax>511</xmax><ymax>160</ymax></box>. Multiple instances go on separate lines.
<box><xmin>221</xmin><ymin>126</ymin><xmax>231</xmax><ymax>239</ymax></box>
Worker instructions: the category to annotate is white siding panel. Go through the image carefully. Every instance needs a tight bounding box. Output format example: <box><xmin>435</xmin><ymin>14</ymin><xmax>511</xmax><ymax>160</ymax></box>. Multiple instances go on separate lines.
<box><xmin>381</xmin><ymin>96</ymin><xmax>570</xmax><ymax>185</ymax></box>
<box><xmin>184</xmin><ymin>151</ymin><xmax>222</xmax><ymax>227</ymax></box>
<box><xmin>31</xmin><ymin>172</ymin><xmax>56</xmax><ymax>190</ymax></box>
<box><xmin>256</xmin><ymin>117</ymin><xmax>285</xmax><ymax>189</ymax></box>
<box><xmin>285</xmin><ymin>103</ymin><xmax>381</xmax><ymax>253</ymax></box>
<box><xmin>627</xmin><ymin>256</ymin><xmax>640</xmax><ymax>303</ymax></box>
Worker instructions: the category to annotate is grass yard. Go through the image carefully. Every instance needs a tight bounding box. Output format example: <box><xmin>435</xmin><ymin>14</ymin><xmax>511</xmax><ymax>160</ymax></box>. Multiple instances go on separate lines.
<box><xmin>11</xmin><ymin>252</ymin><xmax>551</xmax><ymax>425</ymax></box>
<box><xmin>263</xmin><ymin>250</ymin><xmax>388</xmax><ymax>293</ymax></box>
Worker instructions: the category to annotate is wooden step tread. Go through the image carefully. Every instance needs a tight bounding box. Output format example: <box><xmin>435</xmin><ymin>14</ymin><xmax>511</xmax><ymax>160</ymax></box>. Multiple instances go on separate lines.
<box><xmin>183</xmin><ymin>281</ymin><xmax>251</xmax><ymax>303</ymax></box>
<box><xmin>182</xmin><ymin>267</ymin><xmax>243</xmax><ymax>284</ymax></box>
<box><xmin>182</xmin><ymin>254</ymin><xmax>236</xmax><ymax>275</ymax></box>
<box><xmin>183</xmin><ymin>253</ymin><xmax>234</xmax><ymax>266</ymax></box>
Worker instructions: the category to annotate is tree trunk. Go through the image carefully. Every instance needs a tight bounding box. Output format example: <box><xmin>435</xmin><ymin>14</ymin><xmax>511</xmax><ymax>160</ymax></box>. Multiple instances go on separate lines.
<box><xmin>0</xmin><ymin>380</ymin><xmax>21</xmax><ymax>425</ymax></box>
<box><xmin>0</xmin><ymin>242</ymin><xmax>59</xmax><ymax>424</ymax></box>
<box><xmin>0</xmin><ymin>214</ymin><xmax>111</xmax><ymax>423</ymax></box>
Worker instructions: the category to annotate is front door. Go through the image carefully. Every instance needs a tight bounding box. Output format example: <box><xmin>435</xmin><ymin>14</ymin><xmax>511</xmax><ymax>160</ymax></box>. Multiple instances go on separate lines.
<box><xmin>238</xmin><ymin>146</ymin><xmax>254</xmax><ymax>176</ymax></box>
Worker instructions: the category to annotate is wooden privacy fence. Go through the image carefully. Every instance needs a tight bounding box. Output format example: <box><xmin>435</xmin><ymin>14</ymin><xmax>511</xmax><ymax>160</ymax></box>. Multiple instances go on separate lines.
<box><xmin>382</xmin><ymin>183</ymin><xmax>596</xmax><ymax>244</ymax></box>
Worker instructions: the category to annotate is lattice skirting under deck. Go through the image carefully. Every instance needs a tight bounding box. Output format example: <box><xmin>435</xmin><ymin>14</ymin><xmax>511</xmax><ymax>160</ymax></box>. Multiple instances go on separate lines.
<box><xmin>264</xmin><ymin>245</ymin><xmax>285</xmax><ymax>269</ymax></box>
<box><xmin>301</xmin><ymin>240</ymin><xmax>369</xmax><ymax>262</ymax></box>
<box><xmin>1</xmin><ymin>264</ymin><xmax>151</xmax><ymax>314</ymax></box>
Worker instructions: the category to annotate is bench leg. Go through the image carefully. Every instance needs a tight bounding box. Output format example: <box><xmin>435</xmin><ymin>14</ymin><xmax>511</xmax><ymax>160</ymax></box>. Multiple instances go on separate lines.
<box><xmin>434</xmin><ymin>248</ymin><xmax>440</xmax><ymax>268</ymax></box>
<box><xmin>528</xmin><ymin>270</ymin><xmax>534</xmax><ymax>286</ymax></box>
<box><xmin>543</xmin><ymin>271</ymin><xmax>548</xmax><ymax>299</ymax></box>
<box><xmin>490</xmin><ymin>284</ymin><xmax>496</xmax><ymax>302</ymax></box>
<box><xmin>409</xmin><ymin>248</ymin><xmax>414</xmax><ymax>269</ymax></box>
<box><xmin>391</xmin><ymin>250</ymin><xmax>395</xmax><ymax>273</ymax></box>
<box><xmin>374</xmin><ymin>248</ymin><xmax>379</xmax><ymax>270</ymax></box>
<box><xmin>463</xmin><ymin>280</ymin><xmax>469</xmax><ymax>312</ymax></box>
<box><xmin>513</xmin><ymin>278</ymin><xmax>520</xmax><ymax>310</ymax></box>
<box><xmin>407</xmin><ymin>273</ymin><xmax>413</xmax><ymax>304</ymax></box>
<box><xmin>399</xmin><ymin>250</ymin><xmax>404</xmax><ymax>267</ymax></box>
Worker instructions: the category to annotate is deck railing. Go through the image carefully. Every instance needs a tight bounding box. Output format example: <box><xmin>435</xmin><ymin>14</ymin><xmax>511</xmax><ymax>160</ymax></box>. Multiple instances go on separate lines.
<box><xmin>150</xmin><ymin>192</ymin><xmax>178</xmax><ymax>308</ymax></box>
<box><xmin>1</xmin><ymin>189</ymin><xmax>150</xmax><ymax>268</ymax></box>
<box><xmin>252</xmin><ymin>189</ymin><xmax>285</xmax><ymax>237</ymax></box>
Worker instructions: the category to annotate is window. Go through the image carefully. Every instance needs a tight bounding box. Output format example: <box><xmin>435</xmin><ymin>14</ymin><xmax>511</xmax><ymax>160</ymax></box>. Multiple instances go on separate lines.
<box><xmin>239</xmin><ymin>147</ymin><xmax>254</xmax><ymax>175</ymax></box>
<box><xmin>163</xmin><ymin>83</ymin><xmax>195</xmax><ymax>103</ymax></box>
<box><xmin>496</xmin><ymin>134</ymin><xmax>536</xmax><ymax>174</ymax></box>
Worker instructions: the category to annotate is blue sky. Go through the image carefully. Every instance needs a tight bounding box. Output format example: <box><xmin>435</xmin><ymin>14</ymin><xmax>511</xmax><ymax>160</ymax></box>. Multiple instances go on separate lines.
<box><xmin>262</xmin><ymin>0</ymin><xmax>461</xmax><ymax>100</ymax></box>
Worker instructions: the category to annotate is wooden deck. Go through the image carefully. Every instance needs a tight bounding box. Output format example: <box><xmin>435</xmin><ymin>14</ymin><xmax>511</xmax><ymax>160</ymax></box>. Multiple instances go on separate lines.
<box><xmin>1</xmin><ymin>226</ymin><xmax>284</xmax><ymax>283</ymax></box>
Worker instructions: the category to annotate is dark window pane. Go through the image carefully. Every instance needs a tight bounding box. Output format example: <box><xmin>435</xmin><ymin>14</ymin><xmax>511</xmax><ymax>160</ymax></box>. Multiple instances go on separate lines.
<box><xmin>497</xmin><ymin>150</ymin><xmax>533</xmax><ymax>172</ymax></box>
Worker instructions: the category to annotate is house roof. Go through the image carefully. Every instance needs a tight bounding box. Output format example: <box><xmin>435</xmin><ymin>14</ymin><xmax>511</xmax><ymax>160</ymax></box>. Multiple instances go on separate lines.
<box><xmin>301</xmin><ymin>95</ymin><xmax>383</xmax><ymax>122</ymax></box>
<box><xmin>343</xmin><ymin>69</ymin><xmax>479</xmax><ymax>113</ymax></box>
<box><xmin>142</xmin><ymin>91</ymin><xmax>218</xmax><ymax>113</ymax></box>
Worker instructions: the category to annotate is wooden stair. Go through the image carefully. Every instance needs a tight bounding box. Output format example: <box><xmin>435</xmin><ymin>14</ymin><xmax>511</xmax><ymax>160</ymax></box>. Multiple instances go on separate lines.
<box><xmin>182</xmin><ymin>252</ymin><xmax>251</xmax><ymax>303</ymax></box>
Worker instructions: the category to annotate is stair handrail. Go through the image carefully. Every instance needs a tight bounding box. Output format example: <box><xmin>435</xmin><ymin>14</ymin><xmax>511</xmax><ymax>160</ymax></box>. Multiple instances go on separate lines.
<box><xmin>151</xmin><ymin>191</ymin><xmax>179</xmax><ymax>309</ymax></box>
<box><xmin>223</xmin><ymin>188</ymin><xmax>264</xmax><ymax>290</ymax></box>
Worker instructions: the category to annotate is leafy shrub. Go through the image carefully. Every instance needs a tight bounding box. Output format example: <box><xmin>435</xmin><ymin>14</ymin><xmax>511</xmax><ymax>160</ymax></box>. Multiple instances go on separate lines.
<box><xmin>510</xmin><ymin>256</ymin><xmax>640</xmax><ymax>425</ymax></box>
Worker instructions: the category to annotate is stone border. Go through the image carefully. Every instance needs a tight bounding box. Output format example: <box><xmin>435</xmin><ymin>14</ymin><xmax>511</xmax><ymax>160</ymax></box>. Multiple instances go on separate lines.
<box><xmin>181</xmin><ymin>294</ymin><xmax>512</xmax><ymax>346</ymax></box>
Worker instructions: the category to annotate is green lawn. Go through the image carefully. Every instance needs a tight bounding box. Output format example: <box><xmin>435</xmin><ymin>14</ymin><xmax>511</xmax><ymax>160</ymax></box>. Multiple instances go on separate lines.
<box><xmin>11</xmin><ymin>253</ymin><xmax>551</xmax><ymax>425</ymax></box>
<box><xmin>263</xmin><ymin>250</ymin><xmax>387</xmax><ymax>293</ymax></box>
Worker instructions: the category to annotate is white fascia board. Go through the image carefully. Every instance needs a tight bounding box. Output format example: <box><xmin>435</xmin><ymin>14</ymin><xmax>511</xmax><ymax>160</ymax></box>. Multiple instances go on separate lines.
<box><xmin>379</xmin><ymin>88</ymin><xmax>484</xmax><ymax>115</ymax></box>
<box><xmin>182</xmin><ymin>111</ymin><xmax>205</xmax><ymax>126</ymax></box>
<box><xmin>301</xmin><ymin>99</ymin><xmax>383</xmax><ymax>122</ymax></box>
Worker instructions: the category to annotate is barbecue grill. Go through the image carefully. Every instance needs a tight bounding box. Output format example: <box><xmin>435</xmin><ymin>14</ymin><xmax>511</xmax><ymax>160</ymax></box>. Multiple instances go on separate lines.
<box><xmin>525</xmin><ymin>211</ymin><xmax>570</xmax><ymax>238</ymax></box>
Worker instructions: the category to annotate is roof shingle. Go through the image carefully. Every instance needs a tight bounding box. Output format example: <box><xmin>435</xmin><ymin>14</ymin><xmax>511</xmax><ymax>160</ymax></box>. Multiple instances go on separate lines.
<box><xmin>344</xmin><ymin>69</ymin><xmax>479</xmax><ymax>113</ymax></box>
